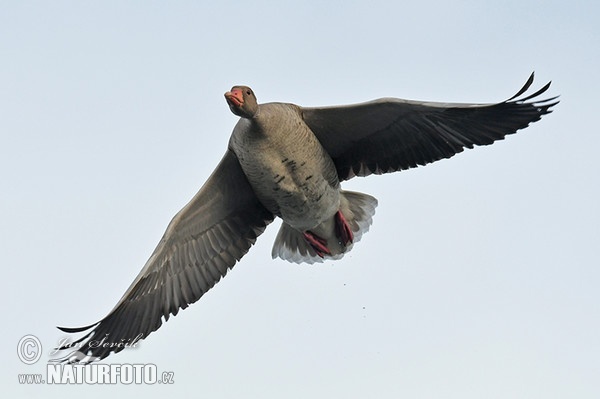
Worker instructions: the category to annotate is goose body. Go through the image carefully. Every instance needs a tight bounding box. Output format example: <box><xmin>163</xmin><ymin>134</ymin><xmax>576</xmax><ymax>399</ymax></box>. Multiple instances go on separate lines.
<box><xmin>229</xmin><ymin>103</ymin><xmax>340</xmax><ymax>231</ymax></box>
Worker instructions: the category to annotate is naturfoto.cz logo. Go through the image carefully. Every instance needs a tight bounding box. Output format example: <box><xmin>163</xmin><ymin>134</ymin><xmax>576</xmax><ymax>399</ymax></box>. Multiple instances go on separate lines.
<box><xmin>17</xmin><ymin>335</ymin><xmax>175</xmax><ymax>385</ymax></box>
<box><xmin>19</xmin><ymin>364</ymin><xmax>175</xmax><ymax>385</ymax></box>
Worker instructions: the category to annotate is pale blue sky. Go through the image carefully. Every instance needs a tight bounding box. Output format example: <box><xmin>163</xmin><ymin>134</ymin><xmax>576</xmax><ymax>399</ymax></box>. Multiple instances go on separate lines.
<box><xmin>2</xmin><ymin>1</ymin><xmax>599</xmax><ymax>398</ymax></box>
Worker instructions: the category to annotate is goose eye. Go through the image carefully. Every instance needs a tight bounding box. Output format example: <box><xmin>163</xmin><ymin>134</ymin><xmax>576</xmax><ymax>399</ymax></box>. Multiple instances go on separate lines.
<box><xmin>246</xmin><ymin>90</ymin><xmax>252</xmax><ymax>95</ymax></box>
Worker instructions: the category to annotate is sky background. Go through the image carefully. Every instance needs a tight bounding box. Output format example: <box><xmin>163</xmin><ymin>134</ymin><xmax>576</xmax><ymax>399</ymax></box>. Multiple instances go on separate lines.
<box><xmin>2</xmin><ymin>1</ymin><xmax>599</xmax><ymax>398</ymax></box>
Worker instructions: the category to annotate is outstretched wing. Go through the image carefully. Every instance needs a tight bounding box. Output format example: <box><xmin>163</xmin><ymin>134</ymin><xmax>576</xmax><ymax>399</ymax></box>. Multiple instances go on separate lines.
<box><xmin>301</xmin><ymin>73</ymin><xmax>558</xmax><ymax>181</ymax></box>
<box><xmin>57</xmin><ymin>149</ymin><xmax>273</xmax><ymax>361</ymax></box>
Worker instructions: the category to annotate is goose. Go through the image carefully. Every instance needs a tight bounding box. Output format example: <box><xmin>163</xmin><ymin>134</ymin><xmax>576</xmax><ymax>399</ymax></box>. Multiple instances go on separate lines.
<box><xmin>56</xmin><ymin>73</ymin><xmax>557</xmax><ymax>362</ymax></box>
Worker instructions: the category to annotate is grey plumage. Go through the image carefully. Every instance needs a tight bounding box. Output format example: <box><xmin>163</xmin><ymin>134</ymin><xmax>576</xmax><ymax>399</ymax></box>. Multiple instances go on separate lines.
<box><xmin>56</xmin><ymin>74</ymin><xmax>557</xmax><ymax>361</ymax></box>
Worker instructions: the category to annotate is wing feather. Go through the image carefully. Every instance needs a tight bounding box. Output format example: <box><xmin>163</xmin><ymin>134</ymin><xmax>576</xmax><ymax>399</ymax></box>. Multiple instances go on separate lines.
<box><xmin>302</xmin><ymin>73</ymin><xmax>558</xmax><ymax>181</ymax></box>
<box><xmin>56</xmin><ymin>149</ymin><xmax>273</xmax><ymax>361</ymax></box>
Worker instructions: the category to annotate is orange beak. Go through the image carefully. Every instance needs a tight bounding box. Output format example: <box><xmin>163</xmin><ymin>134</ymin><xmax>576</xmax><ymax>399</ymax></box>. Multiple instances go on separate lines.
<box><xmin>224</xmin><ymin>88</ymin><xmax>244</xmax><ymax>107</ymax></box>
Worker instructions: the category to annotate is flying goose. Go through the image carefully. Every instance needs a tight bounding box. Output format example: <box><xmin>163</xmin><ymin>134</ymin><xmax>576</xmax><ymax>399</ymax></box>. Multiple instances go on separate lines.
<box><xmin>56</xmin><ymin>73</ymin><xmax>557</xmax><ymax>362</ymax></box>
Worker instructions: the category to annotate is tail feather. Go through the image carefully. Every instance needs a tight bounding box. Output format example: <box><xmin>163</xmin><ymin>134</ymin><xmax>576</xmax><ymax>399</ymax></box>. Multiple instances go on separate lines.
<box><xmin>341</xmin><ymin>190</ymin><xmax>378</xmax><ymax>244</ymax></box>
<box><xmin>271</xmin><ymin>223</ymin><xmax>323</xmax><ymax>264</ymax></box>
<box><xmin>271</xmin><ymin>190</ymin><xmax>377</xmax><ymax>264</ymax></box>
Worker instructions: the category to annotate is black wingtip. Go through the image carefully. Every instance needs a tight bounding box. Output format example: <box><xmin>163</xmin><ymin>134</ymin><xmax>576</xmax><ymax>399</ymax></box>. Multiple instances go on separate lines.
<box><xmin>506</xmin><ymin>72</ymin><xmax>536</xmax><ymax>102</ymax></box>
<box><xmin>518</xmin><ymin>80</ymin><xmax>552</xmax><ymax>102</ymax></box>
<box><xmin>57</xmin><ymin>321</ymin><xmax>100</xmax><ymax>333</ymax></box>
<box><xmin>504</xmin><ymin>73</ymin><xmax>559</xmax><ymax>110</ymax></box>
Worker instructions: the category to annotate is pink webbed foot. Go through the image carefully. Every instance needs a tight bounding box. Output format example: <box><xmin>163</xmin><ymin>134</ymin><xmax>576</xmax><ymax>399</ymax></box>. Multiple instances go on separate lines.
<box><xmin>335</xmin><ymin>210</ymin><xmax>354</xmax><ymax>246</ymax></box>
<box><xmin>303</xmin><ymin>231</ymin><xmax>331</xmax><ymax>258</ymax></box>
